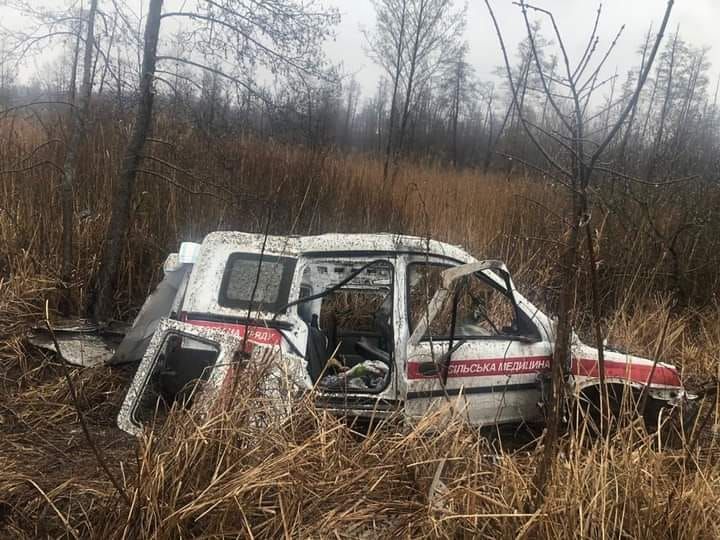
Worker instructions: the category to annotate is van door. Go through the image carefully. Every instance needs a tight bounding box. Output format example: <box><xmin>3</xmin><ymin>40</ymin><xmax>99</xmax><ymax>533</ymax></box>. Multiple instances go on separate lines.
<box><xmin>293</xmin><ymin>256</ymin><xmax>400</xmax><ymax>415</ymax></box>
<box><xmin>181</xmin><ymin>250</ymin><xmax>306</xmax><ymax>356</ymax></box>
<box><xmin>117</xmin><ymin>319</ymin><xmax>309</xmax><ymax>436</ymax></box>
<box><xmin>403</xmin><ymin>260</ymin><xmax>552</xmax><ymax>426</ymax></box>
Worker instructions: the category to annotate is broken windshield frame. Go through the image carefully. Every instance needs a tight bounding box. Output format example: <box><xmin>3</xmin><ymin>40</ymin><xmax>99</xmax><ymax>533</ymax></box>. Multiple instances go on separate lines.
<box><xmin>417</xmin><ymin>279</ymin><xmax>486</xmax><ymax>384</ymax></box>
<box><xmin>462</xmin><ymin>271</ymin><xmax>538</xmax><ymax>342</ymax></box>
<box><xmin>443</xmin><ymin>283</ymin><xmax>462</xmax><ymax>385</ymax></box>
<box><xmin>408</xmin><ymin>260</ymin><xmax>541</xmax><ymax>347</ymax></box>
<box><xmin>408</xmin><ymin>263</ymin><xmax>533</xmax><ymax>341</ymax></box>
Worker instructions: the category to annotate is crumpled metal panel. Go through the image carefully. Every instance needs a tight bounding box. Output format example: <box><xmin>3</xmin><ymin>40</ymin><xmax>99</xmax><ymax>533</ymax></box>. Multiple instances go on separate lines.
<box><xmin>111</xmin><ymin>264</ymin><xmax>192</xmax><ymax>365</ymax></box>
<box><xmin>29</xmin><ymin>332</ymin><xmax>115</xmax><ymax>367</ymax></box>
<box><xmin>28</xmin><ymin>319</ymin><xmax>127</xmax><ymax>367</ymax></box>
<box><xmin>117</xmin><ymin>318</ymin><xmax>310</xmax><ymax>436</ymax></box>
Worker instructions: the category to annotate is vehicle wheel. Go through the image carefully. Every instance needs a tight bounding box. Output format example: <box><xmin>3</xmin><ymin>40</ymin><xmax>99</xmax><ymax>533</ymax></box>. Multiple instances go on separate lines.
<box><xmin>570</xmin><ymin>384</ymin><xmax>643</xmax><ymax>438</ymax></box>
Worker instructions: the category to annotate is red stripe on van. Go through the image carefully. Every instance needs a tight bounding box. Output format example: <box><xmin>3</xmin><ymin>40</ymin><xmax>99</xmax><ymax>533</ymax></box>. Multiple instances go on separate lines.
<box><xmin>407</xmin><ymin>355</ymin><xmax>681</xmax><ymax>388</ymax></box>
<box><xmin>185</xmin><ymin>319</ymin><xmax>282</xmax><ymax>347</ymax></box>
<box><xmin>571</xmin><ymin>357</ymin><xmax>681</xmax><ymax>387</ymax></box>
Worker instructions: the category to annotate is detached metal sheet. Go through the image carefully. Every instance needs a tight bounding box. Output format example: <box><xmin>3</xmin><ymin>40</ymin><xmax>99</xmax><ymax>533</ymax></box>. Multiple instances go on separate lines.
<box><xmin>111</xmin><ymin>264</ymin><xmax>191</xmax><ymax>365</ymax></box>
<box><xmin>28</xmin><ymin>319</ymin><xmax>127</xmax><ymax>367</ymax></box>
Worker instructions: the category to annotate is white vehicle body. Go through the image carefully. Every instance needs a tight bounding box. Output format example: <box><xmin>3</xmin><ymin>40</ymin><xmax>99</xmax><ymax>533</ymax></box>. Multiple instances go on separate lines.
<box><xmin>116</xmin><ymin>232</ymin><xmax>686</xmax><ymax>434</ymax></box>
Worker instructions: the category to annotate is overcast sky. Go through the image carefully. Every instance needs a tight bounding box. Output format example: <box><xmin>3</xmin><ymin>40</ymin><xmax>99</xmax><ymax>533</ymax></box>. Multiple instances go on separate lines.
<box><xmin>4</xmin><ymin>0</ymin><xmax>719</xmax><ymax>99</ymax></box>
<box><xmin>332</xmin><ymin>0</ymin><xmax>719</xmax><ymax>96</ymax></box>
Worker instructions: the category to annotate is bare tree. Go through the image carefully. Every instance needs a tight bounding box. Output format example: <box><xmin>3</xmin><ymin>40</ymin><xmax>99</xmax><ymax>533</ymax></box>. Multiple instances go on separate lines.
<box><xmin>366</xmin><ymin>0</ymin><xmax>466</xmax><ymax>189</ymax></box>
<box><xmin>484</xmin><ymin>0</ymin><xmax>675</xmax><ymax>507</ymax></box>
<box><xmin>342</xmin><ymin>75</ymin><xmax>361</xmax><ymax>147</ymax></box>
<box><xmin>646</xmin><ymin>25</ymin><xmax>680</xmax><ymax>181</ymax></box>
<box><xmin>438</xmin><ymin>42</ymin><xmax>478</xmax><ymax>166</ymax></box>
<box><xmin>93</xmin><ymin>0</ymin><xmax>163</xmax><ymax>322</ymax></box>
<box><xmin>365</xmin><ymin>0</ymin><xmax>408</xmax><ymax>186</ymax></box>
<box><xmin>60</xmin><ymin>0</ymin><xmax>99</xmax><ymax>312</ymax></box>
<box><xmin>0</xmin><ymin>36</ymin><xmax>17</xmax><ymax>103</ymax></box>
<box><xmin>92</xmin><ymin>0</ymin><xmax>340</xmax><ymax>321</ymax></box>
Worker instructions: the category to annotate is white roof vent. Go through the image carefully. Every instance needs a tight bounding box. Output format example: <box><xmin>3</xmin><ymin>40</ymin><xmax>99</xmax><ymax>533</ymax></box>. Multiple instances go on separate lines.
<box><xmin>178</xmin><ymin>241</ymin><xmax>201</xmax><ymax>265</ymax></box>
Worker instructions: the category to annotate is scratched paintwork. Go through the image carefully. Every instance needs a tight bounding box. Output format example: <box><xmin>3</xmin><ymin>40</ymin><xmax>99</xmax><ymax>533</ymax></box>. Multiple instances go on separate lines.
<box><xmin>181</xmin><ymin>231</ymin><xmax>475</xmax><ymax>322</ymax></box>
<box><xmin>115</xmin><ymin>231</ymin><xmax>690</xmax><ymax>434</ymax></box>
<box><xmin>117</xmin><ymin>319</ymin><xmax>312</xmax><ymax>436</ymax></box>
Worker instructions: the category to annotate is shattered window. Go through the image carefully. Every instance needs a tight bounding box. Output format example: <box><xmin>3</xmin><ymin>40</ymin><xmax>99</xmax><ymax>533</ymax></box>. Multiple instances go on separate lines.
<box><xmin>320</xmin><ymin>288</ymin><xmax>391</xmax><ymax>334</ymax></box>
<box><xmin>408</xmin><ymin>263</ymin><xmax>519</xmax><ymax>339</ymax></box>
<box><xmin>446</xmin><ymin>276</ymin><xmax>516</xmax><ymax>337</ymax></box>
<box><xmin>219</xmin><ymin>253</ymin><xmax>296</xmax><ymax>312</ymax></box>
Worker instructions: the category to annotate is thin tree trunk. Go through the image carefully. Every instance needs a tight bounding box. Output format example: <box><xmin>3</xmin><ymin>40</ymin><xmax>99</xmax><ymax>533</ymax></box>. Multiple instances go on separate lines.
<box><xmin>616</xmin><ymin>26</ymin><xmax>653</xmax><ymax>171</ymax></box>
<box><xmin>451</xmin><ymin>60</ymin><xmax>461</xmax><ymax>166</ymax></box>
<box><xmin>98</xmin><ymin>12</ymin><xmax>118</xmax><ymax>96</ymax></box>
<box><xmin>115</xmin><ymin>55</ymin><xmax>124</xmax><ymax>112</ymax></box>
<box><xmin>68</xmin><ymin>16</ymin><xmax>82</xmax><ymax>103</ymax></box>
<box><xmin>93</xmin><ymin>0</ymin><xmax>163</xmax><ymax>322</ymax></box>
<box><xmin>394</xmin><ymin>0</ymin><xmax>427</xmax><ymax>171</ymax></box>
<box><xmin>540</xmin><ymin>58</ymin><xmax>556</xmax><ymax>126</ymax></box>
<box><xmin>343</xmin><ymin>84</ymin><xmax>355</xmax><ymax>147</ymax></box>
<box><xmin>481</xmin><ymin>90</ymin><xmax>494</xmax><ymax>172</ymax></box>
<box><xmin>602</xmin><ymin>69</ymin><xmax>618</xmax><ymax>138</ymax></box>
<box><xmin>532</xmin><ymin>190</ymin><xmax>582</xmax><ymax>505</ymax></box>
<box><xmin>382</xmin><ymin>1</ymin><xmax>407</xmax><ymax>188</ymax></box>
<box><xmin>638</xmin><ymin>74</ymin><xmax>658</xmax><ymax>148</ymax></box>
<box><xmin>646</xmin><ymin>26</ymin><xmax>679</xmax><ymax>181</ymax></box>
<box><xmin>61</xmin><ymin>0</ymin><xmax>98</xmax><ymax>313</ymax></box>
<box><xmin>583</xmin><ymin>193</ymin><xmax>608</xmax><ymax>426</ymax></box>
<box><xmin>483</xmin><ymin>98</ymin><xmax>512</xmax><ymax>173</ymax></box>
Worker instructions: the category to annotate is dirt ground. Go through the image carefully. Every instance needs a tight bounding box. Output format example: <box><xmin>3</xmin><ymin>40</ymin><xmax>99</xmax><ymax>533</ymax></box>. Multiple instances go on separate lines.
<box><xmin>0</xmin><ymin>346</ymin><xmax>138</xmax><ymax>537</ymax></box>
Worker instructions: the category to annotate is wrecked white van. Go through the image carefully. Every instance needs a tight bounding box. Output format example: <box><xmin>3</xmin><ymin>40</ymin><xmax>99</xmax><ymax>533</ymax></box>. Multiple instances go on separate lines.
<box><xmin>115</xmin><ymin>232</ymin><xmax>688</xmax><ymax>435</ymax></box>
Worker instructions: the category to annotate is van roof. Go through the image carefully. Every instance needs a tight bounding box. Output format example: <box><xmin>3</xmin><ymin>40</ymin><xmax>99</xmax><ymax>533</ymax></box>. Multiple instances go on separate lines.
<box><xmin>180</xmin><ymin>232</ymin><xmax>477</xmax><ymax>320</ymax></box>
<box><xmin>199</xmin><ymin>231</ymin><xmax>476</xmax><ymax>263</ymax></box>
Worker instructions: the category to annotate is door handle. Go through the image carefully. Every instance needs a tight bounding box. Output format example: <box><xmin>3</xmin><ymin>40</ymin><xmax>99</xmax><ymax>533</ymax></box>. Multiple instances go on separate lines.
<box><xmin>414</xmin><ymin>341</ymin><xmax>466</xmax><ymax>378</ymax></box>
<box><xmin>418</xmin><ymin>362</ymin><xmax>438</xmax><ymax>376</ymax></box>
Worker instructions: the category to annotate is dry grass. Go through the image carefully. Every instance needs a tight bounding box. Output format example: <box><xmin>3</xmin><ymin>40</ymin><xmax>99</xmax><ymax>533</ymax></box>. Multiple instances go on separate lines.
<box><xmin>3</xmin><ymin>110</ymin><xmax>717</xmax><ymax>317</ymax></box>
<box><xmin>2</xmin><ymin>348</ymin><xmax>720</xmax><ymax>538</ymax></box>
<box><xmin>1</xmin><ymin>111</ymin><xmax>720</xmax><ymax>537</ymax></box>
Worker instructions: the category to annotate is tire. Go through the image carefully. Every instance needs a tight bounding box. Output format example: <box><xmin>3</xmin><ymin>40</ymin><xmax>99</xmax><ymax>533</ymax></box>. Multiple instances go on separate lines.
<box><xmin>570</xmin><ymin>384</ymin><xmax>646</xmax><ymax>437</ymax></box>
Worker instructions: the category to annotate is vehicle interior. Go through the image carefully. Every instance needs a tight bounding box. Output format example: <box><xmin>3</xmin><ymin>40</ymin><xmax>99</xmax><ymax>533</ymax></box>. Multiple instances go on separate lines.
<box><xmin>407</xmin><ymin>262</ymin><xmax>540</xmax><ymax>341</ymax></box>
<box><xmin>131</xmin><ymin>332</ymin><xmax>220</xmax><ymax>428</ymax></box>
<box><xmin>295</xmin><ymin>259</ymin><xmax>394</xmax><ymax>393</ymax></box>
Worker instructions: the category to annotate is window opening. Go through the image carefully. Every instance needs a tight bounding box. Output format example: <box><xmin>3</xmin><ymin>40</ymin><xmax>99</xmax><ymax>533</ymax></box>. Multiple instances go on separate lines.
<box><xmin>408</xmin><ymin>262</ymin><xmax>536</xmax><ymax>340</ymax></box>
<box><xmin>131</xmin><ymin>332</ymin><xmax>220</xmax><ymax>428</ymax></box>
<box><xmin>296</xmin><ymin>260</ymin><xmax>394</xmax><ymax>394</ymax></box>
<box><xmin>218</xmin><ymin>253</ymin><xmax>296</xmax><ymax>312</ymax></box>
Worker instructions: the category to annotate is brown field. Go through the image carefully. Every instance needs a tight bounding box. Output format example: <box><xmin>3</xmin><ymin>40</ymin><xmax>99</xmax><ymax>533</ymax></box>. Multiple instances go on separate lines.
<box><xmin>1</xmin><ymin>114</ymin><xmax>720</xmax><ymax>538</ymax></box>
